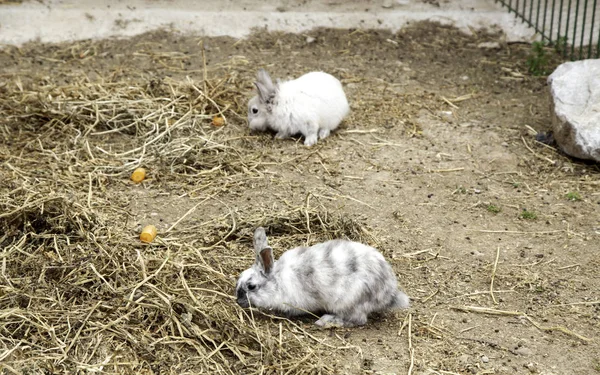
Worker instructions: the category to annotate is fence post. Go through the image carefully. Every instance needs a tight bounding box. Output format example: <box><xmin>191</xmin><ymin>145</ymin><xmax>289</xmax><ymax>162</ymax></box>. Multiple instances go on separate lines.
<box><xmin>588</xmin><ymin>0</ymin><xmax>597</xmax><ymax>58</ymax></box>
<box><xmin>570</xmin><ymin>0</ymin><xmax>580</xmax><ymax>60</ymax></box>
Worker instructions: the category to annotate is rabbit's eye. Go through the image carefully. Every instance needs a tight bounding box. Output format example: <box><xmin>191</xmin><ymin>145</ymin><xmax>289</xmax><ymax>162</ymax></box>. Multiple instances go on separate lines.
<box><xmin>251</xmin><ymin>107</ymin><xmax>259</xmax><ymax>115</ymax></box>
<box><xmin>247</xmin><ymin>283</ymin><xmax>256</xmax><ymax>291</ymax></box>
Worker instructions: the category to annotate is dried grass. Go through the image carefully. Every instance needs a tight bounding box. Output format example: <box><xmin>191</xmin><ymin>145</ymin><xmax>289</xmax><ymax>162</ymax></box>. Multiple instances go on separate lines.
<box><xmin>0</xmin><ymin>53</ymin><xmax>370</xmax><ymax>374</ymax></box>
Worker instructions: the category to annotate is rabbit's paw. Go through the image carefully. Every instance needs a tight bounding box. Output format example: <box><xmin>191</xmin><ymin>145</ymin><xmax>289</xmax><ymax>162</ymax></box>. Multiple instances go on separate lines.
<box><xmin>304</xmin><ymin>134</ymin><xmax>318</xmax><ymax>147</ymax></box>
<box><xmin>315</xmin><ymin>314</ymin><xmax>346</xmax><ymax>328</ymax></box>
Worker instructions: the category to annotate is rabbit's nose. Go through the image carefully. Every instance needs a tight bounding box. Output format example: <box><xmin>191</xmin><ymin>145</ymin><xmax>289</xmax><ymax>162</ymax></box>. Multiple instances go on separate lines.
<box><xmin>236</xmin><ymin>288</ymin><xmax>249</xmax><ymax>307</ymax></box>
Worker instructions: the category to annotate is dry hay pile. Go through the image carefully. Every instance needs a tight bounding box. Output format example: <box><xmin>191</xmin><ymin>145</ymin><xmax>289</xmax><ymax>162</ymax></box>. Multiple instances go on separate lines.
<box><xmin>0</xmin><ymin>61</ymin><xmax>372</xmax><ymax>374</ymax></box>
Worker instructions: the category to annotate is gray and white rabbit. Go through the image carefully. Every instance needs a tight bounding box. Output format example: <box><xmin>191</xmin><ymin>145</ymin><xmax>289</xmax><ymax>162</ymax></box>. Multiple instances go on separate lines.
<box><xmin>247</xmin><ymin>69</ymin><xmax>350</xmax><ymax>146</ymax></box>
<box><xmin>235</xmin><ymin>227</ymin><xmax>410</xmax><ymax>327</ymax></box>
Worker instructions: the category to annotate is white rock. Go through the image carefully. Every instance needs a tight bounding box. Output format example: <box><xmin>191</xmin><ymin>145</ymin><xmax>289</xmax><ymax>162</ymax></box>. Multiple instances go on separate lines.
<box><xmin>305</xmin><ymin>36</ymin><xmax>316</xmax><ymax>44</ymax></box>
<box><xmin>548</xmin><ymin>59</ymin><xmax>600</xmax><ymax>162</ymax></box>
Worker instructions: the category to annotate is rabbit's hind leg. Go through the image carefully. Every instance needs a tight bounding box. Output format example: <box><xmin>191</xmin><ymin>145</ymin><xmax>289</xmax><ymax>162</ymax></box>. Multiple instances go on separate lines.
<box><xmin>315</xmin><ymin>312</ymin><xmax>367</xmax><ymax>327</ymax></box>
<box><xmin>303</xmin><ymin>121</ymin><xmax>319</xmax><ymax>146</ymax></box>
<box><xmin>304</xmin><ymin>133</ymin><xmax>318</xmax><ymax>146</ymax></box>
<box><xmin>318</xmin><ymin>128</ymin><xmax>330</xmax><ymax>140</ymax></box>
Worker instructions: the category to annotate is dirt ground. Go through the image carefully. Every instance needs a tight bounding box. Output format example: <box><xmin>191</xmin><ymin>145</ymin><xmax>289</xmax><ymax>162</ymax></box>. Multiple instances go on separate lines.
<box><xmin>1</xmin><ymin>22</ymin><xmax>599</xmax><ymax>375</ymax></box>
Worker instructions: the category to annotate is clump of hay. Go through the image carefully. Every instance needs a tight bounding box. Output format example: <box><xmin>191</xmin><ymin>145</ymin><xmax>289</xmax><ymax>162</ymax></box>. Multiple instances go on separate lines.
<box><xmin>0</xmin><ymin>51</ymin><xmax>371</xmax><ymax>373</ymax></box>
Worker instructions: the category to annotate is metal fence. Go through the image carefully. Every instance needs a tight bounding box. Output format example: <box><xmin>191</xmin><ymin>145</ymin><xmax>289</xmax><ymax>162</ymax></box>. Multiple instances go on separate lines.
<box><xmin>495</xmin><ymin>0</ymin><xmax>599</xmax><ymax>60</ymax></box>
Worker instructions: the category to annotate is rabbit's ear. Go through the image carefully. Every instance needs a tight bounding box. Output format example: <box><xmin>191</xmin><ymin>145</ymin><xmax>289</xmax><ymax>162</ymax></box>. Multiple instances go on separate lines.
<box><xmin>255</xmin><ymin>69</ymin><xmax>277</xmax><ymax>103</ymax></box>
<box><xmin>253</xmin><ymin>227</ymin><xmax>274</xmax><ymax>274</ymax></box>
<box><xmin>257</xmin><ymin>69</ymin><xmax>274</xmax><ymax>88</ymax></box>
<box><xmin>253</xmin><ymin>227</ymin><xmax>269</xmax><ymax>253</ymax></box>
<box><xmin>258</xmin><ymin>247</ymin><xmax>274</xmax><ymax>275</ymax></box>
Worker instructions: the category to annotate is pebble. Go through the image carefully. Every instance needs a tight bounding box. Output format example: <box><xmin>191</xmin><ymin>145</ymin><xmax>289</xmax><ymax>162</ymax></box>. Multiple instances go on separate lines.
<box><xmin>516</xmin><ymin>347</ymin><xmax>534</xmax><ymax>356</ymax></box>
<box><xmin>382</xmin><ymin>0</ymin><xmax>394</xmax><ymax>8</ymax></box>
<box><xmin>474</xmin><ymin>189</ymin><xmax>481</xmax><ymax>194</ymax></box>
<box><xmin>477</xmin><ymin>41</ymin><xmax>501</xmax><ymax>49</ymax></box>
<box><xmin>481</xmin><ymin>355</ymin><xmax>489</xmax><ymax>363</ymax></box>
<box><xmin>501</xmin><ymin>142</ymin><xmax>509</xmax><ymax>147</ymax></box>
<box><xmin>306</xmin><ymin>36</ymin><xmax>316</xmax><ymax>44</ymax></box>
<box><xmin>525</xmin><ymin>362</ymin><xmax>538</xmax><ymax>373</ymax></box>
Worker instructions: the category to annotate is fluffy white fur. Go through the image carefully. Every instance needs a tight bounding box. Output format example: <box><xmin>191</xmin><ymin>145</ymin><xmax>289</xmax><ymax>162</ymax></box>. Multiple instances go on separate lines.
<box><xmin>247</xmin><ymin>70</ymin><xmax>350</xmax><ymax>146</ymax></box>
<box><xmin>235</xmin><ymin>228</ymin><xmax>410</xmax><ymax>327</ymax></box>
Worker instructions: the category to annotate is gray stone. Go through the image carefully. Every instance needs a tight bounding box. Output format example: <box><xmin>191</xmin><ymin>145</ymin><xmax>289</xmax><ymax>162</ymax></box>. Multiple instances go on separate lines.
<box><xmin>481</xmin><ymin>355</ymin><xmax>489</xmax><ymax>363</ymax></box>
<box><xmin>548</xmin><ymin>59</ymin><xmax>600</xmax><ymax>162</ymax></box>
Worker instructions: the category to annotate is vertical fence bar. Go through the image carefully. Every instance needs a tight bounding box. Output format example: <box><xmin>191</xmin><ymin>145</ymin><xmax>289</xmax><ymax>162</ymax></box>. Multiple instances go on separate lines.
<box><xmin>549</xmin><ymin>0</ymin><xmax>556</xmax><ymax>43</ymax></box>
<box><xmin>578</xmin><ymin>0</ymin><xmax>589</xmax><ymax>59</ymax></box>
<box><xmin>529</xmin><ymin>0</ymin><xmax>535</xmax><ymax>26</ymax></box>
<box><xmin>516</xmin><ymin>0</ymin><xmax>520</xmax><ymax>18</ymax></box>
<box><xmin>542</xmin><ymin>0</ymin><xmax>549</xmax><ymax>41</ymax></box>
<box><xmin>536</xmin><ymin>0</ymin><xmax>542</xmax><ymax>31</ymax></box>
<box><xmin>557</xmin><ymin>0</ymin><xmax>564</xmax><ymax>45</ymax></box>
<box><xmin>597</xmin><ymin>21</ymin><xmax>600</xmax><ymax>57</ymax></box>
<box><xmin>565</xmin><ymin>0</ymin><xmax>573</xmax><ymax>57</ymax></box>
<box><xmin>571</xmin><ymin>0</ymin><xmax>581</xmax><ymax>59</ymax></box>
<box><xmin>597</xmin><ymin>4</ymin><xmax>600</xmax><ymax>57</ymax></box>
<box><xmin>588</xmin><ymin>0</ymin><xmax>597</xmax><ymax>58</ymax></box>
<box><xmin>523</xmin><ymin>0</ymin><xmax>527</xmax><ymax>22</ymax></box>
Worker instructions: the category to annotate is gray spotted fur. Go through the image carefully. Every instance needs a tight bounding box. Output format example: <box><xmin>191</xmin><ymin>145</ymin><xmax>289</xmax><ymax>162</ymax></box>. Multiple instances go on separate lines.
<box><xmin>235</xmin><ymin>228</ymin><xmax>410</xmax><ymax>327</ymax></box>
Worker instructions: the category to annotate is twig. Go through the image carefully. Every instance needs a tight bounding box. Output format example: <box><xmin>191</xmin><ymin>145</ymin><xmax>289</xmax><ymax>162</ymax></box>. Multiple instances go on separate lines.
<box><xmin>89</xmin><ymin>264</ymin><xmax>116</xmax><ymax>292</ymax></box>
<box><xmin>549</xmin><ymin>300</ymin><xmax>600</xmax><ymax>307</ymax></box>
<box><xmin>62</xmin><ymin>301</ymin><xmax>101</xmax><ymax>358</ymax></box>
<box><xmin>165</xmin><ymin>194</ymin><xmax>216</xmax><ymax>233</ymax></box>
<box><xmin>429</xmin><ymin>168</ymin><xmax>464</xmax><ymax>173</ymax></box>
<box><xmin>450</xmin><ymin>306</ymin><xmax>521</xmax><ymax>316</ymax></box>
<box><xmin>451</xmin><ymin>306</ymin><xmax>592</xmax><ymax>342</ymax></box>
<box><xmin>408</xmin><ymin>314</ymin><xmax>415</xmax><ymax>375</ymax></box>
<box><xmin>441</xmin><ymin>96</ymin><xmax>459</xmax><ymax>109</ymax></box>
<box><xmin>407</xmin><ymin>313</ymin><xmax>414</xmax><ymax>375</ymax></box>
<box><xmin>524</xmin><ymin>315</ymin><xmax>591</xmax><ymax>342</ymax></box>
<box><xmin>336</xmin><ymin>194</ymin><xmax>375</xmax><ymax>210</ymax></box>
<box><xmin>490</xmin><ymin>247</ymin><xmax>500</xmax><ymax>305</ymax></box>
<box><xmin>476</xmin><ymin>229</ymin><xmax>564</xmax><ymax>235</ymax></box>
<box><xmin>521</xmin><ymin>136</ymin><xmax>556</xmax><ymax>165</ymax></box>
<box><xmin>87</xmin><ymin>172</ymin><xmax>93</xmax><ymax>209</ymax></box>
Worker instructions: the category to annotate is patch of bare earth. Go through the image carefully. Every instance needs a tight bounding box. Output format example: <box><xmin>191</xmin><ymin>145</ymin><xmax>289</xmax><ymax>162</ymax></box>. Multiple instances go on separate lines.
<box><xmin>1</xmin><ymin>22</ymin><xmax>598</xmax><ymax>374</ymax></box>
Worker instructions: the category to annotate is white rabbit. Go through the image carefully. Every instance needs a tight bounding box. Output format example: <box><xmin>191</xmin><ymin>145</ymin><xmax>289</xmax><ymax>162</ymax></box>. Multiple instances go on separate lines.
<box><xmin>247</xmin><ymin>69</ymin><xmax>350</xmax><ymax>146</ymax></box>
<box><xmin>235</xmin><ymin>227</ymin><xmax>410</xmax><ymax>327</ymax></box>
